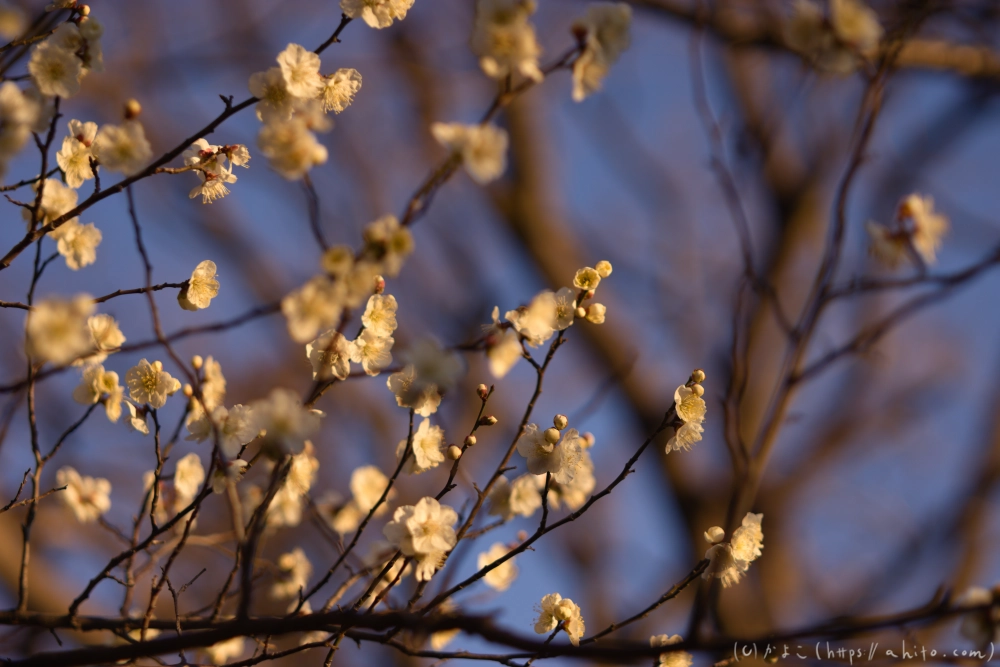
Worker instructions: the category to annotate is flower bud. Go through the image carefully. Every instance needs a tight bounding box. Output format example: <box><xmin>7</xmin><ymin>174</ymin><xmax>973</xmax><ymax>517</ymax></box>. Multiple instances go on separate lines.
<box><xmin>585</xmin><ymin>289</ymin><xmax>595</xmax><ymax>300</ymax></box>
<box><xmin>543</xmin><ymin>427</ymin><xmax>560</xmax><ymax>444</ymax></box>
<box><xmin>191</xmin><ymin>355</ymin><xmax>203</xmax><ymax>370</ymax></box>
<box><xmin>447</xmin><ymin>445</ymin><xmax>462</xmax><ymax>460</ymax></box>
<box><xmin>595</xmin><ymin>260</ymin><xmax>613</xmax><ymax>278</ymax></box>
<box><xmin>582</xmin><ymin>432</ymin><xmax>595</xmax><ymax>448</ymax></box>
<box><xmin>692</xmin><ymin>369</ymin><xmax>706</xmax><ymax>383</ymax></box>
<box><xmin>183</xmin><ymin>384</ymin><xmax>193</xmax><ymax>397</ymax></box>
<box><xmin>704</xmin><ymin>526</ymin><xmax>725</xmax><ymax>544</ymax></box>
<box><xmin>464</xmin><ymin>435</ymin><xmax>477</xmax><ymax>447</ymax></box>
<box><xmin>374</xmin><ymin>275</ymin><xmax>385</xmax><ymax>294</ymax></box>
<box><xmin>575</xmin><ymin>306</ymin><xmax>586</xmax><ymax>318</ymax></box>
<box><xmin>124</xmin><ymin>99</ymin><xmax>142</xmax><ymax>120</ymax></box>
<box><xmin>692</xmin><ymin>384</ymin><xmax>705</xmax><ymax>397</ymax></box>
<box><xmin>476</xmin><ymin>383</ymin><xmax>489</xmax><ymax>400</ymax></box>
<box><xmin>517</xmin><ymin>529</ymin><xmax>529</xmax><ymax>542</ymax></box>
<box><xmin>553</xmin><ymin>414</ymin><xmax>568</xmax><ymax>430</ymax></box>
<box><xmin>478</xmin><ymin>415</ymin><xmax>498</xmax><ymax>426</ymax></box>
<box><xmin>585</xmin><ymin>303</ymin><xmax>606</xmax><ymax>324</ymax></box>
<box><xmin>78</xmin><ymin>4</ymin><xmax>91</xmax><ymax>16</ymax></box>
<box><xmin>152</xmin><ymin>360</ymin><xmax>163</xmax><ymax>372</ymax></box>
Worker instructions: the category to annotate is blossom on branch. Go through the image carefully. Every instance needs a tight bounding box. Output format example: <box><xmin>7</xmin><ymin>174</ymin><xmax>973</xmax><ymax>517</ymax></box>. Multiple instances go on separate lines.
<box><xmin>571</xmin><ymin>3</ymin><xmax>632</xmax><ymax>102</ymax></box>
<box><xmin>125</xmin><ymin>359</ymin><xmax>181</xmax><ymax>409</ymax></box>
<box><xmin>25</xmin><ymin>294</ymin><xmax>94</xmax><ymax>365</ymax></box>
<box><xmin>431</xmin><ymin>121</ymin><xmax>508</xmax><ymax>184</ymax></box>
<box><xmin>93</xmin><ymin>120</ymin><xmax>152</xmax><ymax>176</ymax></box>
<box><xmin>56</xmin><ymin>119</ymin><xmax>98</xmax><ymax>188</ymax></box>
<box><xmin>534</xmin><ymin>592</ymin><xmax>585</xmax><ymax>645</ymax></box>
<box><xmin>341</xmin><ymin>0</ymin><xmax>415</xmax><ymax>29</ymax></box>
<box><xmin>383</xmin><ymin>496</ymin><xmax>458</xmax><ymax>581</ymax></box>
<box><xmin>471</xmin><ymin>0</ymin><xmax>544</xmax><ymax>82</ymax></box>
<box><xmin>702</xmin><ymin>512</ymin><xmax>764</xmax><ymax>588</ymax></box>
<box><xmin>478</xmin><ymin>542</ymin><xmax>519</xmax><ymax>592</ymax></box>
<box><xmin>56</xmin><ymin>466</ymin><xmax>111</xmax><ymax>523</ymax></box>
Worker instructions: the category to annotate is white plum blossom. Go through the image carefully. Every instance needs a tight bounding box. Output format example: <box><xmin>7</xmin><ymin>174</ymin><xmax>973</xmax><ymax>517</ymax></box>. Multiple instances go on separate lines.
<box><xmin>29</xmin><ymin>40</ymin><xmax>82</xmax><ymax>98</ymax></box>
<box><xmin>51</xmin><ymin>218</ymin><xmax>101</xmax><ymax>270</ymax></box>
<box><xmin>548</xmin><ymin>446</ymin><xmax>595</xmax><ymax>510</ymax></box>
<box><xmin>386</xmin><ymin>338</ymin><xmax>462</xmax><ymax>416</ymax></box>
<box><xmin>211</xmin><ymin>458</ymin><xmax>249</xmax><ymax>493</ymax></box>
<box><xmin>431</xmin><ymin>122</ymin><xmax>508</xmax><ymax>184</ymax></box>
<box><xmin>78</xmin><ymin>313</ymin><xmax>124</xmax><ymax>366</ymax></box>
<box><xmin>361</xmin><ymin>294</ymin><xmax>398</xmax><ymax>337</ymax></box>
<box><xmin>350</xmin><ymin>465</ymin><xmax>395</xmax><ymax>513</ymax></box>
<box><xmin>478</xmin><ymin>542</ymin><xmax>518</xmax><ymax>592</ymax></box>
<box><xmin>488</xmin><ymin>473</ymin><xmax>542</xmax><ymax>520</ymax></box>
<box><xmin>257</xmin><ymin>114</ymin><xmax>328</xmax><ymax>180</ymax></box>
<box><xmin>271</xmin><ymin>547</ymin><xmax>312</xmax><ymax>599</ymax></box>
<box><xmin>471</xmin><ymin>0</ymin><xmax>544</xmax><ymax>82</ymax></box>
<box><xmin>249</xmin><ymin>67</ymin><xmax>295</xmax><ymax>122</ymax></box>
<box><xmin>25</xmin><ymin>294</ymin><xmax>94</xmax><ymax>365</ymax></box>
<box><xmin>702</xmin><ymin>512</ymin><xmax>764</xmax><ymax>588</ymax></box>
<box><xmin>534</xmin><ymin>593</ymin><xmax>585</xmax><ymax>645</ymax></box>
<box><xmin>306</xmin><ymin>330</ymin><xmax>352</xmax><ymax>381</ymax></box>
<box><xmin>56</xmin><ymin>119</ymin><xmax>98</xmax><ymax>187</ymax></box>
<box><xmin>0</xmin><ymin>83</ymin><xmax>40</xmax><ymax>180</ymax></box>
<box><xmin>320</xmin><ymin>68</ymin><xmax>362</xmax><ymax>113</ymax></box>
<box><xmin>651</xmin><ymin>634</ymin><xmax>693</xmax><ymax>667</ymax></box>
<box><xmin>185</xmin><ymin>404</ymin><xmax>257</xmax><ymax>458</ymax></box>
<box><xmin>94</xmin><ymin>120</ymin><xmax>152</xmax><ymax>176</ymax></box>
<box><xmin>252</xmin><ymin>387</ymin><xmax>321</xmax><ymax>455</ymax></box>
<box><xmin>383</xmin><ymin>497</ymin><xmax>458</xmax><ymax>581</ymax></box>
<box><xmin>506</xmin><ymin>290</ymin><xmax>557</xmax><ymax>347</ymax></box>
<box><xmin>173</xmin><ymin>453</ymin><xmax>205</xmax><ymax>507</ymax></box>
<box><xmin>516</xmin><ymin>423</ymin><xmax>584</xmax><ymax>484</ymax></box>
<box><xmin>571</xmin><ymin>3</ymin><xmax>632</xmax><ymax>102</ymax></box>
<box><xmin>277</xmin><ymin>43</ymin><xmax>323</xmax><ymax>98</ymax></box>
<box><xmin>203</xmin><ymin>637</ymin><xmax>244</xmax><ymax>665</ymax></box>
<box><xmin>363</xmin><ymin>214</ymin><xmax>413</xmax><ymax>278</ymax></box>
<box><xmin>282</xmin><ymin>276</ymin><xmax>345</xmax><ymax>343</ymax></box>
<box><xmin>349</xmin><ymin>329</ymin><xmax>394</xmax><ymax>376</ymax></box>
<box><xmin>125</xmin><ymin>359</ymin><xmax>181</xmax><ymax>409</ymax></box>
<box><xmin>341</xmin><ymin>0</ymin><xmax>415</xmax><ymax>29</ymax></box>
<box><xmin>125</xmin><ymin>400</ymin><xmax>150</xmax><ymax>435</ymax></box>
<box><xmin>553</xmin><ymin>287</ymin><xmax>576</xmax><ymax>330</ymax></box>
<box><xmin>176</xmin><ymin>260</ymin><xmax>220</xmax><ymax>311</ymax></box>
<box><xmin>72</xmin><ymin>364</ymin><xmax>123</xmax><ymax>422</ymax></box>
<box><xmin>484</xmin><ymin>306</ymin><xmax>522</xmax><ymax>378</ymax></box>
<box><xmin>397</xmin><ymin>418</ymin><xmax>445</xmax><ymax>474</ymax></box>
<box><xmin>56</xmin><ymin>467</ymin><xmax>111</xmax><ymax>523</ymax></box>
<box><xmin>29</xmin><ymin>178</ymin><xmax>77</xmax><ymax>226</ymax></box>
<box><xmin>667</xmin><ymin>383</ymin><xmax>706</xmax><ymax>453</ymax></box>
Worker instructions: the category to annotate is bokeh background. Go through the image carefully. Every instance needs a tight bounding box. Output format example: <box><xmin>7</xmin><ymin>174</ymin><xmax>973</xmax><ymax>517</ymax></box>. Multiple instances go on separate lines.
<box><xmin>1</xmin><ymin>0</ymin><xmax>1000</xmax><ymax>664</ymax></box>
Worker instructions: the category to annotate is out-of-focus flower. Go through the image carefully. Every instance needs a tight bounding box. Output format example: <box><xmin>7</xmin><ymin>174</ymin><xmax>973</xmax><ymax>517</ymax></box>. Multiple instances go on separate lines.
<box><xmin>25</xmin><ymin>294</ymin><xmax>94</xmax><ymax>365</ymax></box>
<box><xmin>341</xmin><ymin>0</ymin><xmax>415</xmax><ymax>29</ymax></box>
<box><xmin>571</xmin><ymin>3</ymin><xmax>631</xmax><ymax>102</ymax></box>
<box><xmin>431</xmin><ymin>122</ymin><xmax>508</xmax><ymax>184</ymax></box>
<box><xmin>56</xmin><ymin>466</ymin><xmax>111</xmax><ymax>523</ymax></box>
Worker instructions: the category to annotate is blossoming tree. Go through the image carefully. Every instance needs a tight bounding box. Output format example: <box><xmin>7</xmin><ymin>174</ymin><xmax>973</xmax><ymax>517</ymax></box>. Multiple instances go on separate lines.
<box><xmin>0</xmin><ymin>0</ymin><xmax>999</xmax><ymax>665</ymax></box>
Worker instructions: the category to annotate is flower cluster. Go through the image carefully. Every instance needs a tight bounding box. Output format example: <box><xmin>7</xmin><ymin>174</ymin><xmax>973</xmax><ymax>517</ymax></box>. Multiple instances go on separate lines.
<box><xmin>488</xmin><ymin>260</ymin><xmax>612</xmax><ymax>378</ymax></box>
<box><xmin>387</xmin><ymin>337</ymin><xmax>463</xmax><ymax>417</ymax></box>
<box><xmin>182</xmin><ymin>139</ymin><xmax>250</xmax><ymax>204</ymax></box>
<box><xmin>341</xmin><ymin>0</ymin><xmax>415</xmax><ymax>29</ymax></box>
<box><xmin>667</xmin><ymin>369</ymin><xmax>707</xmax><ymax>453</ymax></box>
<box><xmin>305</xmin><ymin>292</ymin><xmax>396</xmax><ymax>381</ymax></box>
<box><xmin>28</xmin><ymin>13</ymin><xmax>103</xmax><ymax>98</ymax></box>
<box><xmin>516</xmin><ymin>415</ymin><xmax>584</xmax><ymax>485</ymax></box>
<box><xmin>702</xmin><ymin>512</ymin><xmax>764</xmax><ymax>588</ymax></box>
<box><xmin>534</xmin><ymin>592</ymin><xmax>585</xmax><ymax>645</ymax></box>
<box><xmin>0</xmin><ymin>83</ymin><xmax>41</xmax><ymax>181</ymax></box>
<box><xmin>786</xmin><ymin>0</ymin><xmax>883</xmax><ymax>74</ymax></box>
<box><xmin>571</xmin><ymin>3</ymin><xmax>632</xmax><ymax>102</ymax></box>
<box><xmin>242</xmin><ymin>443</ymin><xmax>320</xmax><ymax>530</ymax></box>
<box><xmin>866</xmin><ymin>194</ymin><xmax>949</xmax><ymax>269</ymax></box>
<box><xmin>471</xmin><ymin>0</ymin><xmax>543</xmax><ymax>82</ymax></box>
<box><xmin>184</xmin><ymin>357</ymin><xmax>259</xmax><ymax>458</ymax></box>
<box><xmin>322</xmin><ymin>464</ymin><xmax>395</xmax><ymax>535</ymax></box>
<box><xmin>383</xmin><ymin>496</ymin><xmax>458</xmax><ymax>581</ymax></box>
<box><xmin>249</xmin><ymin>43</ymin><xmax>361</xmax><ymax>180</ymax></box>
<box><xmin>283</xmin><ymin>215</ymin><xmax>410</xmax><ymax>345</ymax></box>
<box><xmin>431</xmin><ymin>122</ymin><xmax>509</xmax><ymax>185</ymax></box>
